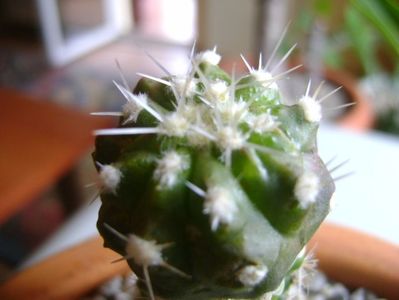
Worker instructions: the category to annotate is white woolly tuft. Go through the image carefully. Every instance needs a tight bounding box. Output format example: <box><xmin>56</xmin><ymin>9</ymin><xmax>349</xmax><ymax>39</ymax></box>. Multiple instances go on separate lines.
<box><xmin>294</xmin><ymin>172</ymin><xmax>320</xmax><ymax>209</ymax></box>
<box><xmin>251</xmin><ymin>70</ymin><xmax>279</xmax><ymax>90</ymax></box>
<box><xmin>208</xmin><ymin>81</ymin><xmax>229</xmax><ymax>102</ymax></box>
<box><xmin>216</xmin><ymin>126</ymin><xmax>246</xmax><ymax>150</ymax></box>
<box><xmin>298</xmin><ymin>95</ymin><xmax>322</xmax><ymax>123</ymax></box>
<box><xmin>204</xmin><ymin>186</ymin><xmax>237</xmax><ymax>231</ymax></box>
<box><xmin>159</xmin><ymin>112</ymin><xmax>190</xmax><ymax>137</ymax></box>
<box><xmin>154</xmin><ymin>151</ymin><xmax>189</xmax><ymax>188</ymax></box>
<box><xmin>218</xmin><ymin>99</ymin><xmax>248</xmax><ymax>124</ymax></box>
<box><xmin>103</xmin><ymin>223</ymin><xmax>190</xmax><ymax>296</ymax></box>
<box><xmin>237</xmin><ymin>264</ymin><xmax>269</xmax><ymax>287</ymax></box>
<box><xmin>195</xmin><ymin>50</ymin><xmax>221</xmax><ymax>65</ymax></box>
<box><xmin>99</xmin><ymin>165</ymin><xmax>122</xmax><ymax>192</ymax></box>
<box><xmin>247</xmin><ymin>112</ymin><xmax>279</xmax><ymax>133</ymax></box>
<box><xmin>125</xmin><ymin>235</ymin><xmax>164</xmax><ymax>266</ymax></box>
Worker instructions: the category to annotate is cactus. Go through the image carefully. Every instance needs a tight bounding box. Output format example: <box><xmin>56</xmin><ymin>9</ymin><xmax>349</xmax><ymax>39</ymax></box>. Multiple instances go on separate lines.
<box><xmin>93</xmin><ymin>49</ymin><xmax>335</xmax><ymax>299</ymax></box>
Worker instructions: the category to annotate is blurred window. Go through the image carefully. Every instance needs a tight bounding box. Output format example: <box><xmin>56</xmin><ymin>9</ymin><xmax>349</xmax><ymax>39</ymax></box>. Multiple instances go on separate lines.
<box><xmin>134</xmin><ymin>0</ymin><xmax>197</xmax><ymax>44</ymax></box>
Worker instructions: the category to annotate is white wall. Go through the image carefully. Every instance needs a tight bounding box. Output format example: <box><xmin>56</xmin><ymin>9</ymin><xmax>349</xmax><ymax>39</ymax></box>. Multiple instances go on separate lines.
<box><xmin>197</xmin><ymin>0</ymin><xmax>259</xmax><ymax>57</ymax></box>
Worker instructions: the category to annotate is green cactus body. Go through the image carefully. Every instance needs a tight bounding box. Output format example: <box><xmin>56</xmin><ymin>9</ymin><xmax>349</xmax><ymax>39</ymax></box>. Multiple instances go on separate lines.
<box><xmin>93</xmin><ymin>50</ymin><xmax>335</xmax><ymax>299</ymax></box>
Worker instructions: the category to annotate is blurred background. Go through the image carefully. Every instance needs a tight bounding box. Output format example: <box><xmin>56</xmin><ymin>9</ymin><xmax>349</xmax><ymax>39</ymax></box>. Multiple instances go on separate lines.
<box><xmin>0</xmin><ymin>0</ymin><xmax>398</xmax><ymax>280</ymax></box>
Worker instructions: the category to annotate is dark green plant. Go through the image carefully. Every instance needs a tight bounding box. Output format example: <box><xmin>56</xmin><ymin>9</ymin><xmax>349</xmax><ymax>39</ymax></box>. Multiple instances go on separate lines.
<box><xmin>93</xmin><ymin>49</ymin><xmax>335</xmax><ymax>299</ymax></box>
<box><xmin>350</xmin><ymin>0</ymin><xmax>399</xmax><ymax>135</ymax></box>
<box><xmin>292</xmin><ymin>0</ymin><xmax>399</xmax><ymax>75</ymax></box>
<box><xmin>289</xmin><ymin>0</ymin><xmax>399</xmax><ymax>135</ymax></box>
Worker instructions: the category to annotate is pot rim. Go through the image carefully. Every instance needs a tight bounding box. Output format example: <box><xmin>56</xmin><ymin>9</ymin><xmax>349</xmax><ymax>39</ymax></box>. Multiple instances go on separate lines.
<box><xmin>1</xmin><ymin>223</ymin><xmax>398</xmax><ymax>300</ymax></box>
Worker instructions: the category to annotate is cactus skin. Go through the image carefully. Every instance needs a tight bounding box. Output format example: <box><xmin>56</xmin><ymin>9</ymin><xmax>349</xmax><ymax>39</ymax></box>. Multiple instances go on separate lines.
<box><xmin>93</xmin><ymin>50</ymin><xmax>335</xmax><ymax>299</ymax></box>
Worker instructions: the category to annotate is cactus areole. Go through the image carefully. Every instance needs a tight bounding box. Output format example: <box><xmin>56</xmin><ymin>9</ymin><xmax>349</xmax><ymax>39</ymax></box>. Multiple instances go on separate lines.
<box><xmin>93</xmin><ymin>50</ymin><xmax>335</xmax><ymax>299</ymax></box>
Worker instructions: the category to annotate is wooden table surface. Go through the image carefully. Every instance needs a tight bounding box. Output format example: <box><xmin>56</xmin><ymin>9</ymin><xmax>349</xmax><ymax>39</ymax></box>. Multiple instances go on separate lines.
<box><xmin>0</xmin><ymin>223</ymin><xmax>398</xmax><ymax>299</ymax></box>
<box><xmin>0</xmin><ymin>88</ymin><xmax>113</xmax><ymax>225</ymax></box>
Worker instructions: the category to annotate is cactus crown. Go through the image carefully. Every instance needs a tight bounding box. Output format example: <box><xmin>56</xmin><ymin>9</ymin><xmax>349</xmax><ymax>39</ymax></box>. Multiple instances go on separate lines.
<box><xmin>93</xmin><ymin>48</ymin><xmax>335</xmax><ymax>299</ymax></box>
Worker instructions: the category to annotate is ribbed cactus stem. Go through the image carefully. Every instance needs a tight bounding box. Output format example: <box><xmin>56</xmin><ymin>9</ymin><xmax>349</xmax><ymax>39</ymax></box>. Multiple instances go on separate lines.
<box><xmin>93</xmin><ymin>48</ymin><xmax>335</xmax><ymax>299</ymax></box>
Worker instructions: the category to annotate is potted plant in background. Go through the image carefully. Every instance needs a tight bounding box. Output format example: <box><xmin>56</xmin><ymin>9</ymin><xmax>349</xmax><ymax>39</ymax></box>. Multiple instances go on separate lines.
<box><xmin>287</xmin><ymin>0</ymin><xmax>399</xmax><ymax>134</ymax></box>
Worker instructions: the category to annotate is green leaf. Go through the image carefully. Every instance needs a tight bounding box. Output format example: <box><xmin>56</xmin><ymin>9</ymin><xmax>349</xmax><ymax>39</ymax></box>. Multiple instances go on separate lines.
<box><xmin>345</xmin><ymin>6</ymin><xmax>380</xmax><ymax>74</ymax></box>
<box><xmin>351</xmin><ymin>0</ymin><xmax>399</xmax><ymax>56</ymax></box>
<box><xmin>314</xmin><ymin>0</ymin><xmax>333</xmax><ymax>17</ymax></box>
<box><xmin>383</xmin><ymin>0</ymin><xmax>399</xmax><ymax>25</ymax></box>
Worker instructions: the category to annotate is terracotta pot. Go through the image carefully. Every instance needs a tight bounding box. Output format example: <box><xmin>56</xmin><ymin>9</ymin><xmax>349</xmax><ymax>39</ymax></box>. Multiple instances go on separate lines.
<box><xmin>1</xmin><ymin>223</ymin><xmax>398</xmax><ymax>300</ymax></box>
<box><xmin>322</xmin><ymin>67</ymin><xmax>375</xmax><ymax>131</ymax></box>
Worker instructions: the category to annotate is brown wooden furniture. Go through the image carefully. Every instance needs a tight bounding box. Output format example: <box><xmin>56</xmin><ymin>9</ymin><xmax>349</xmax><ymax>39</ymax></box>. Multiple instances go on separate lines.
<box><xmin>0</xmin><ymin>88</ymin><xmax>113</xmax><ymax>225</ymax></box>
<box><xmin>0</xmin><ymin>223</ymin><xmax>398</xmax><ymax>300</ymax></box>
<box><xmin>0</xmin><ymin>237</ymin><xmax>129</xmax><ymax>300</ymax></box>
<box><xmin>308</xmin><ymin>223</ymin><xmax>399</xmax><ymax>300</ymax></box>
